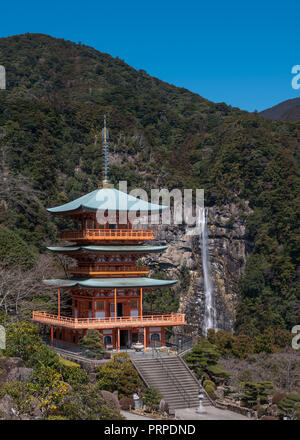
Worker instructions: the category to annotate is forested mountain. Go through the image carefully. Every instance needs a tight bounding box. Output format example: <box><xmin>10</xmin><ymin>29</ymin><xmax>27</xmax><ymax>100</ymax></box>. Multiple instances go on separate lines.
<box><xmin>0</xmin><ymin>33</ymin><xmax>299</xmax><ymax>334</ymax></box>
<box><xmin>260</xmin><ymin>97</ymin><xmax>300</xmax><ymax>121</ymax></box>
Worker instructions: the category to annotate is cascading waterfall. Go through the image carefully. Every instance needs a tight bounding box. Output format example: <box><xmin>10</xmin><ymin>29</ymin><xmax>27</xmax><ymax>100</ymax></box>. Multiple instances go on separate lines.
<box><xmin>199</xmin><ymin>208</ymin><xmax>217</xmax><ymax>335</ymax></box>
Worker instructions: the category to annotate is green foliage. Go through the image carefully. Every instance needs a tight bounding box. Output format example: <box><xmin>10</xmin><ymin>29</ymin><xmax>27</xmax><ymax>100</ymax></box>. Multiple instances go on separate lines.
<box><xmin>55</xmin><ymin>384</ymin><xmax>124</xmax><ymax>420</ymax></box>
<box><xmin>184</xmin><ymin>340</ymin><xmax>220</xmax><ymax>374</ymax></box>
<box><xmin>142</xmin><ymin>387</ymin><xmax>162</xmax><ymax>411</ymax></box>
<box><xmin>203</xmin><ymin>379</ymin><xmax>216</xmax><ymax>389</ymax></box>
<box><xmin>204</xmin><ymin>384</ymin><xmax>215</xmax><ymax>396</ymax></box>
<box><xmin>78</xmin><ymin>330</ymin><xmax>105</xmax><ymax>359</ymax></box>
<box><xmin>232</xmin><ymin>335</ymin><xmax>255</xmax><ymax>359</ymax></box>
<box><xmin>97</xmin><ymin>352</ymin><xmax>143</xmax><ymax>398</ymax></box>
<box><xmin>278</xmin><ymin>393</ymin><xmax>300</xmax><ymax>419</ymax></box>
<box><xmin>206</xmin><ymin>364</ymin><xmax>231</xmax><ymax>382</ymax></box>
<box><xmin>4</xmin><ymin>322</ymin><xmax>42</xmax><ymax>363</ymax></box>
<box><xmin>0</xmin><ymin>381</ymin><xmax>33</xmax><ymax>413</ymax></box>
<box><xmin>29</xmin><ymin>365</ymin><xmax>70</xmax><ymax>414</ymax></box>
<box><xmin>208</xmin><ymin>328</ymin><xmax>291</xmax><ymax>359</ymax></box>
<box><xmin>183</xmin><ymin>339</ymin><xmax>229</xmax><ymax>383</ymax></box>
<box><xmin>241</xmin><ymin>381</ymin><xmax>274</xmax><ymax>407</ymax></box>
<box><xmin>4</xmin><ymin>322</ymin><xmax>89</xmax><ymax>388</ymax></box>
<box><xmin>0</xmin><ymin>226</ymin><xmax>36</xmax><ymax>269</ymax></box>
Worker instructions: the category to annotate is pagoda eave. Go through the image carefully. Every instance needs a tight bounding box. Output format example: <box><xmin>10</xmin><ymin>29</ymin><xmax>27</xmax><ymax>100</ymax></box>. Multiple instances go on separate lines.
<box><xmin>42</xmin><ymin>277</ymin><xmax>177</xmax><ymax>289</ymax></box>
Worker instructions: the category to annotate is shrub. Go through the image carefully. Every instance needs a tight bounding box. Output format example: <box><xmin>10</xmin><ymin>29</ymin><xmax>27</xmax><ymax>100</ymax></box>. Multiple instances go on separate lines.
<box><xmin>241</xmin><ymin>382</ymin><xmax>259</xmax><ymax>407</ymax></box>
<box><xmin>29</xmin><ymin>365</ymin><xmax>70</xmax><ymax>415</ymax></box>
<box><xmin>206</xmin><ymin>364</ymin><xmax>231</xmax><ymax>383</ymax></box>
<box><xmin>142</xmin><ymin>387</ymin><xmax>162</xmax><ymax>411</ymax></box>
<box><xmin>242</xmin><ymin>381</ymin><xmax>274</xmax><ymax>408</ymax></box>
<box><xmin>203</xmin><ymin>379</ymin><xmax>215</xmax><ymax>389</ymax></box>
<box><xmin>204</xmin><ymin>384</ymin><xmax>215</xmax><ymax>395</ymax></box>
<box><xmin>119</xmin><ymin>396</ymin><xmax>135</xmax><ymax>410</ymax></box>
<box><xmin>58</xmin><ymin>356</ymin><xmax>80</xmax><ymax>368</ymax></box>
<box><xmin>58</xmin><ymin>384</ymin><xmax>124</xmax><ymax>420</ymax></box>
<box><xmin>60</xmin><ymin>364</ymin><xmax>89</xmax><ymax>387</ymax></box>
<box><xmin>97</xmin><ymin>353</ymin><xmax>143</xmax><ymax>398</ymax></box>
<box><xmin>278</xmin><ymin>393</ymin><xmax>300</xmax><ymax>419</ymax></box>
<box><xmin>4</xmin><ymin>322</ymin><xmax>43</xmax><ymax>363</ymax></box>
<box><xmin>184</xmin><ymin>340</ymin><xmax>220</xmax><ymax>377</ymax></box>
<box><xmin>78</xmin><ymin>330</ymin><xmax>104</xmax><ymax>359</ymax></box>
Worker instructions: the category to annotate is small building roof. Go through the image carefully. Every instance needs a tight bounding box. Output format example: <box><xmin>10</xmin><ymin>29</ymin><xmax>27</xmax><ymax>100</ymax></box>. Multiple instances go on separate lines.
<box><xmin>43</xmin><ymin>277</ymin><xmax>177</xmax><ymax>289</ymax></box>
<box><xmin>47</xmin><ymin>188</ymin><xmax>168</xmax><ymax>214</ymax></box>
<box><xmin>47</xmin><ymin>245</ymin><xmax>167</xmax><ymax>253</ymax></box>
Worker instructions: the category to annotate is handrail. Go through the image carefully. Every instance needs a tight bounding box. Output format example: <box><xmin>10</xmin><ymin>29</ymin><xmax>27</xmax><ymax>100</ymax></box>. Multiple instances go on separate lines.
<box><xmin>32</xmin><ymin>311</ymin><xmax>186</xmax><ymax>329</ymax></box>
<box><xmin>68</xmin><ymin>265</ymin><xmax>149</xmax><ymax>274</ymax></box>
<box><xmin>152</xmin><ymin>347</ymin><xmax>191</xmax><ymax>408</ymax></box>
<box><xmin>178</xmin><ymin>353</ymin><xmax>216</xmax><ymax>407</ymax></box>
<box><xmin>61</xmin><ymin>229</ymin><xmax>154</xmax><ymax>240</ymax></box>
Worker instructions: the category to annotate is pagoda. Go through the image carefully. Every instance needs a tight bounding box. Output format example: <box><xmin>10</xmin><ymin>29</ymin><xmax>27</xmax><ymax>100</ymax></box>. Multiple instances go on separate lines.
<box><xmin>33</xmin><ymin>117</ymin><xmax>186</xmax><ymax>350</ymax></box>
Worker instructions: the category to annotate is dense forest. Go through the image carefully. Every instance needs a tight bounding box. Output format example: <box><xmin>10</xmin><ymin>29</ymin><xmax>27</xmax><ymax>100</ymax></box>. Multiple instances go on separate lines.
<box><xmin>0</xmin><ymin>33</ymin><xmax>299</xmax><ymax>335</ymax></box>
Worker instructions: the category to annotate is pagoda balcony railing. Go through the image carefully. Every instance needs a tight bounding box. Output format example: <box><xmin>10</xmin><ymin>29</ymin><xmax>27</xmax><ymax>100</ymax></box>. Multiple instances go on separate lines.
<box><xmin>61</xmin><ymin>229</ymin><xmax>154</xmax><ymax>241</ymax></box>
<box><xmin>68</xmin><ymin>264</ymin><xmax>149</xmax><ymax>276</ymax></box>
<box><xmin>32</xmin><ymin>311</ymin><xmax>186</xmax><ymax>329</ymax></box>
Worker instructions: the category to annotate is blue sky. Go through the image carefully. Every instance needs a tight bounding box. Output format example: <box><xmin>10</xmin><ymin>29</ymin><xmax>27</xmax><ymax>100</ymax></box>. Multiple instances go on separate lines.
<box><xmin>1</xmin><ymin>0</ymin><xmax>300</xmax><ymax>111</ymax></box>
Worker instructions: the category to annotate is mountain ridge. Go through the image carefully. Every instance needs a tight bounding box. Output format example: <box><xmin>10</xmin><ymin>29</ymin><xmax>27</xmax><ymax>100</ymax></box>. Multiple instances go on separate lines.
<box><xmin>260</xmin><ymin>97</ymin><xmax>300</xmax><ymax>121</ymax></box>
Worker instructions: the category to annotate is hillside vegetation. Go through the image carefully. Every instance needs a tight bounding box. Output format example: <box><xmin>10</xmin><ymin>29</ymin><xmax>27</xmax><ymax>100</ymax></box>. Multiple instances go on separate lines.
<box><xmin>0</xmin><ymin>33</ymin><xmax>299</xmax><ymax>334</ymax></box>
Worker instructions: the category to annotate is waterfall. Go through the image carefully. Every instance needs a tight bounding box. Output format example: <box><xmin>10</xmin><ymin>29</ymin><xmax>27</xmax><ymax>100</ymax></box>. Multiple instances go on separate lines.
<box><xmin>199</xmin><ymin>208</ymin><xmax>216</xmax><ymax>335</ymax></box>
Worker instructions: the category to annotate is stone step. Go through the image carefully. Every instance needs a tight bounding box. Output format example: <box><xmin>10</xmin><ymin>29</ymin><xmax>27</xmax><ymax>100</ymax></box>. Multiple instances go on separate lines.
<box><xmin>131</xmin><ymin>354</ymin><xmax>211</xmax><ymax>411</ymax></box>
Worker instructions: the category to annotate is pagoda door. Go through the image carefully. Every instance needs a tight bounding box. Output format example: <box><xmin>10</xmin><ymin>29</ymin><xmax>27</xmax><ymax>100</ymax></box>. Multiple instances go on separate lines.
<box><xmin>78</xmin><ymin>301</ymin><xmax>87</xmax><ymax>318</ymax></box>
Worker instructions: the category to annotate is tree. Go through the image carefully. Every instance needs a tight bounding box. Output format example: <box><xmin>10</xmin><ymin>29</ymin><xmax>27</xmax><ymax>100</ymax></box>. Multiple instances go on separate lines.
<box><xmin>4</xmin><ymin>321</ymin><xmax>42</xmax><ymax>363</ymax></box>
<box><xmin>78</xmin><ymin>330</ymin><xmax>105</xmax><ymax>359</ymax></box>
<box><xmin>241</xmin><ymin>381</ymin><xmax>274</xmax><ymax>408</ymax></box>
<box><xmin>184</xmin><ymin>340</ymin><xmax>220</xmax><ymax>378</ymax></box>
<box><xmin>0</xmin><ymin>226</ymin><xmax>36</xmax><ymax>269</ymax></box>
<box><xmin>0</xmin><ymin>254</ymin><xmax>60</xmax><ymax>318</ymax></box>
<box><xmin>232</xmin><ymin>334</ymin><xmax>255</xmax><ymax>359</ymax></box>
<box><xmin>97</xmin><ymin>352</ymin><xmax>143</xmax><ymax>398</ymax></box>
<box><xmin>142</xmin><ymin>387</ymin><xmax>162</xmax><ymax>411</ymax></box>
<box><xmin>59</xmin><ymin>384</ymin><xmax>124</xmax><ymax>420</ymax></box>
<box><xmin>278</xmin><ymin>393</ymin><xmax>300</xmax><ymax>420</ymax></box>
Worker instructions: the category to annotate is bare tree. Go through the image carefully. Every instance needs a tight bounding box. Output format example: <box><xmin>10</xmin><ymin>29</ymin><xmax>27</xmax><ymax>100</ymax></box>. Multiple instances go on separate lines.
<box><xmin>0</xmin><ymin>254</ymin><xmax>68</xmax><ymax>320</ymax></box>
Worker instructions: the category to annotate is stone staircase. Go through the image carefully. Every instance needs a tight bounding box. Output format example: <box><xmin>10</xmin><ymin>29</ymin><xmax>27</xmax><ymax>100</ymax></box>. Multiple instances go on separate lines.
<box><xmin>132</xmin><ymin>353</ymin><xmax>211</xmax><ymax>410</ymax></box>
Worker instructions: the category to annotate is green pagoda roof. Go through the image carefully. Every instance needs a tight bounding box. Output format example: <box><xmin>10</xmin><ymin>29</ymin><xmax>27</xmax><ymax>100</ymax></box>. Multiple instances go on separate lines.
<box><xmin>47</xmin><ymin>188</ymin><xmax>168</xmax><ymax>214</ymax></box>
<box><xmin>43</xmin><ymin>277</ymin><xmax>177</xmax><ymax>289</ymax></box>
<box><xmin>47</xmin><ymin>245</ymin><xmax>167</xmax><ymax>253</ymax></box>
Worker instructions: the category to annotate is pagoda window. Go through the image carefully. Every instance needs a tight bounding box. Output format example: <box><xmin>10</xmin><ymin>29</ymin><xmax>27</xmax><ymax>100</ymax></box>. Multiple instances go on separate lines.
<box><xmin>88</xmin><ymin>301</ymin><xmax>92</xmax><ymax>310</ymax></box>
<box><xmin>96</xmin><ymin>301</ymin><xmax>104</xmax><ymax>310</ymax></box>
<box><xmin>74</xmin><ymin>300</ymin><xmax>78</xmax><ymax>308</ymax></box>
<box><xmin>110</xmin><ymin>303</ymin><xmax>116</xmax><ymax>317</ymax></box>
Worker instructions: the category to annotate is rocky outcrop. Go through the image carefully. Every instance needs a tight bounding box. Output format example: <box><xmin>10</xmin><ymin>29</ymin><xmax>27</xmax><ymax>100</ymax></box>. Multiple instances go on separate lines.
<box><xmin>0</xmin><ymin>357</ymin><xmax>33</xmax><ymax>383</ymax></box>
<box><xmin>0</xmin><ymin>395</ymin><xmax>19</xmax><ymax>420</ymax></box>
<box><xmin>144</xmin><ymin>202</ymin><xmax>252</xmax><ymax>336</ymax></box>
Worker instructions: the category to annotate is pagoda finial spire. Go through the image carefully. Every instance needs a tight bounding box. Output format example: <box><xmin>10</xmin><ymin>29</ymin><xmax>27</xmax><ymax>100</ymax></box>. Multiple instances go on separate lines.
<box><xmin>101</xmin><ymin>114</ymin><xmax>112</xmax><ymax>187</ymax></box>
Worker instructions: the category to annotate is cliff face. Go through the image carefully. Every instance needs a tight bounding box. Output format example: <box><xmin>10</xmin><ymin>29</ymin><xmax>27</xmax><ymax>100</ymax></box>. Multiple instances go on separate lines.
<box><xmin>144</xmin><ymin>202</ymin><xmax>252</xmax><ymax>335</ymax></box>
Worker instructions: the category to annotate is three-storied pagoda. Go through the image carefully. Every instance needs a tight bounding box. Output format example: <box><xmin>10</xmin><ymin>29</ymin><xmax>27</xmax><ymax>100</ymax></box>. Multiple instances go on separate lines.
<box><xmin>33</xmin><ymin>117</ymin><xmax>186</xmax><ymax>350</ymax></box>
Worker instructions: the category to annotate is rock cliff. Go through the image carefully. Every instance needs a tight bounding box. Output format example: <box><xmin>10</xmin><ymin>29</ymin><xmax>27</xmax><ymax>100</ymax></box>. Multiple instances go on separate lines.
<box><xmin>144</xmin><ymin>202</ymin><xmax>252</xmax><ymax>336</ymax></box>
